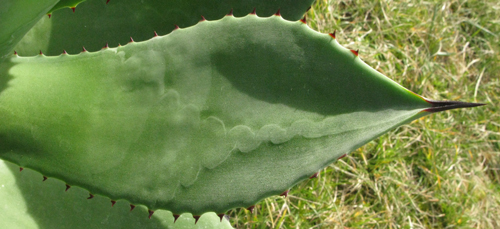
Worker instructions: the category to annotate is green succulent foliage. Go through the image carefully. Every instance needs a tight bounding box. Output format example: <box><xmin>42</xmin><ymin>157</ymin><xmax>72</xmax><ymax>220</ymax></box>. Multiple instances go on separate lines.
<box><xmin>15</xmin><ymin>0</ymin><xmax>314</xmax><ymax>56</ymax></box>
<box><xmin>2</xmin><ymin>13</ymin><xmax>435</xmax><ymax>215</ymax></box>
<box><xmin>0</xmin><ymin>0</ymin><xmax>58</xmax><ymax>63</ymax></box>
<box><xmin>0</xmin><ymin>0</ymin><xmax>483</xmax><ymax>226</ymax></box>
<box><xmin>0</xmin><ymin>160</ymin><xmax>233</xmax><ymax>228</ymax></box>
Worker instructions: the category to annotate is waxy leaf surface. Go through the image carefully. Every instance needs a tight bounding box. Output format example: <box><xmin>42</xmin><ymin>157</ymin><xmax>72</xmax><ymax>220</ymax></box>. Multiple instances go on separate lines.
<box><xmin>0</xmin><ymin>15</ymin><xmax>432</xmax><ymax>215</ymax></box>
<box><xmin>15</xmin><ymin>0</ymin><xmax>314</xmax><ymax>56</ymax></box>
<box><xmin>0</xmin><ymin>159</ymin><xmax>233</xmax><ymax>228</ymax></box>
<box><xmin>0</xmin><ymin>0</ymin><xmax>59</xmax><ymax>63</ymax></box>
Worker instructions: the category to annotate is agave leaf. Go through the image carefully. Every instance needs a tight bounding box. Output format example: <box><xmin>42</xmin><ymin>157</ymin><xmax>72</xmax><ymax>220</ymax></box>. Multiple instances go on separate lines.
<box><xmin>0</xmin><ymin>15</ymin><xmax>482</xmax><ymax>215</ymax></box>
<box><xmin>0</xmin><ymin>159</ymin><xmax>233</xmax><ymax>228</ymax></box>
<box><xmin>0</xmin><ymin>0</ymin><xmax>59</xmax><ymax>63</ymax></box>
<box><xmin>14</xmin><ymin>0</ymin><xmax>314</xmax><ymax>56</ymax></box>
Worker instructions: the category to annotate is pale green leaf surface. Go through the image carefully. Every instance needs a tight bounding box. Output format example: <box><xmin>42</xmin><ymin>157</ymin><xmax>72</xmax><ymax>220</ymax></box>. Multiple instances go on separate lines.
<box><xmin>15</xmin><ymin>0</ymin><xmax>314</xmax><ymax>56</ymax></box>
<box><xmin>0</xmin><ymin>15</ymin><xmax>431</xmax><ymax>215</ymax></box>
<box><xmin>0</xmin><ymin>159</ymin><xmax>233</xmax><ymax>229</ymax></box>
<box><xmin>0</xmin><ymin>0</ymin><xmax>59</xmax><ymax>63</ymax></box>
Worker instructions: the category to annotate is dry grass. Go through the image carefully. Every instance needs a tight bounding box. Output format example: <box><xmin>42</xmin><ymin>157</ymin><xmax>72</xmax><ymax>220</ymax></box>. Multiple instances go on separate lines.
<box><xmin>230</xmin><ymin>0</ymin><xmax>500</xmax><ymax>228</ymax></box>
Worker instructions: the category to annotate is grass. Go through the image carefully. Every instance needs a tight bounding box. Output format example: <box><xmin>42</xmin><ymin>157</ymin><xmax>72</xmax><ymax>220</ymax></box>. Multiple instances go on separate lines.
<box><xmin>229</xmin><ymin>0</ymin><xmax>500</xmax><ymax>228</ymax></box>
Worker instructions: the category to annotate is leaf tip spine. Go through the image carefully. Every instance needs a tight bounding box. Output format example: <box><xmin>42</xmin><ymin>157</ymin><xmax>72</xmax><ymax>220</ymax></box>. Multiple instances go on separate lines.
<box><xmin>423</xmin><ymin>100</ymin><xmax>486</xmax><ymax>113</ymax></box>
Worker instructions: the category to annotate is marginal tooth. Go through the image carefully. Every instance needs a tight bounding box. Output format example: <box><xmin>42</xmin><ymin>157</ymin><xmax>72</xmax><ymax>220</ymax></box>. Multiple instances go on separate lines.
<box><xmin>280</xmin><ymin>190</ymin><xmax>289</xmax><ymax>197</ymax></box>
<box><xmin>329</xmin><ymin>31</ymin><xmax>336</xmax><ymax>39</ymax></box>
<box><xmin>103</xmin><ymin>43</ymin><xmax>109</xmax><ymax>49</ymax></box>
<box><xmin>246</xmin><ymin>205</ymin><xmax>255</xmax><ymax>213</ymax></box>
<box><xmin>173</xmin><ymin>214</ymin><xmax>180</xmax><ymax>222</ymax></box>
<box><xmin>350</xmin><ymin>49</ymin><xmax>359</xmax><ymax>57</ymax></box>
<box><xmin>217</xmin><ymin>214</ymin><xmax>225</xmax><ymax>222</ymax></box>
<box><xmin>129</xmin><ymin>204</ymin><xmax>135</xmax><ymax>211</ymax></box>
<box><xmin>65</xmin><ymin>184</ymin><xmax>71</xmax><ymax>191</ymax></box>
<box><xmin>300</xmin><ymin>15</ymin><xmax>306</xmax><ymax>24</ymax></box>
<box><xmin>87</xmin><ymin>193</ymin><xmax>94</xmax><ymax>199</ymax></box>
<box><xmin>153</xmin><ymin>31</ymin><xmax>158</xmax><ymax>37</ymax></box>
<box><xmin>338</xmin><ymin>154</ymin><xmax>347</xmax><ymax>160</ymax></box>
<box><xmin>43</xmin><ymin>176</ymin><xmax>48</xmax><ymax>181</ymax></box>
<box><xmin>274</xmin><ymin>9</ymin><xmax>281</xmax><ymax>16</ymax></box>
<box><xmin>82</xmin><ymin>46</ymin><xmax>87</xmax><ymax>52</ymax></box>
<box><xmin>111</xmin><ymin>200</ymin><xmax>116</xmax><ymax>207</ymax></box>
<box><xmin>62</xmin><ymin>50</ymin><xmax>68</xmax><ymax>55</ymax></box>
<box><xmin>250</xmin><ymin>8</ymin><xmax>256</xmax><ymax>15</ymax></box>
<box><xmin>193</xmin><ymin>215</ymin><xmax>200</xmax><ymax>224</ymax></box>
<box><xmin>227</xmin><ymin>9</ymin><xmax>233</xmax><ymax>16</ymax></box>
<box><xmin>148</xmin><ymin>210</ymin><xmax>154</xmax><ymax>219</ymax></box>
<box><xmin>71</xmin><ymin>7</ymin><xmax>75</xmax><ymax>13</ymax></box>
<box><xmin>48</xmin><ymin>14</ymin><xmax>52</xmax><ymax>19</ymax></box>
<box><xmin>106</xmin><ymin>0</ymin><xmax>110</xmax><ymax>4</ymax></box>
<box><xmin>19</xmin><ymin>167</ymin><xmax>23</xmax><ymax>172</ymax></box>
<box><xmin>200</xmin><ymin>15</ymin><xmax>206</xmax><ymax>21</ymax></box>
<box><xmin>129</xmin><ymin>37</ymin><xmax>134</xmax><ymax>43</ymax></box>
<box><xmin>309</xmin><ymin>172</ymin><xmax>319</xmax><ymax>179</ymax></box>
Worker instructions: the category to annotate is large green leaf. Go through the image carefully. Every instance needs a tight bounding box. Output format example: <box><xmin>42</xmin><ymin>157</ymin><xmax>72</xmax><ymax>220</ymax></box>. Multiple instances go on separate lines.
<box><xmin>0</xmin><ymin>15</ymin><xmax>481</xmax><ymax>215</ymax></box>
<box><xmin>0</xmin><ymin>0</ymin><xmax>59</xmax><ymax>63</ymax></box>
<box><xmin>14</xmin><ymin>0</ymin><xmax>314</xmax><ymax>56</ymax></box>
<box><xmin>0</xmin><ymin>158</ymin><xmax>233</xmax><ymax>228</ymax></box>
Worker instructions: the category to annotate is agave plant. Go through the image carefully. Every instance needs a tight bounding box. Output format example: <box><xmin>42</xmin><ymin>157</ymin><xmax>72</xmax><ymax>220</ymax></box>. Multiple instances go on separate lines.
<box><xmin>0</xmin><ymin>0</ymin><xmax>484</xmax><ymax>228</ymax></box>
